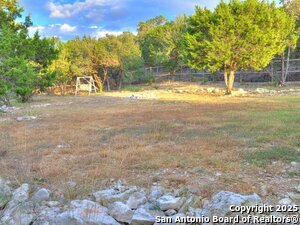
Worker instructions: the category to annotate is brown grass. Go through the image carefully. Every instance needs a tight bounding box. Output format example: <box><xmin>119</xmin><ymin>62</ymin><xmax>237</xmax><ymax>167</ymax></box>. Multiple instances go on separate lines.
<box><xmin>0</xmin><ymin>82</ymin><xmax>299</xmax><ymax>200</ymax></box>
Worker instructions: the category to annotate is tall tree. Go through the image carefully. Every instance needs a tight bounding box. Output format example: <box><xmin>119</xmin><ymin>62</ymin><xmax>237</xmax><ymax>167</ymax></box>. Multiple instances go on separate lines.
<box><xmin>0</xmin><ymin>0</ymin><xmax>58</xmax><ymax>103</ymax></box>
<box><xmin>280</xmin><ymin>0</ymin><xmax>300</xmax><ymax>85</ymax></box>
<box><xmin>138</xmin><ymin>16</ymin><xmax>169</xmax><ymax>67</ymax></box>
<box><xmin>185</xmin><ymin>0</ymin><xmax>296</xmax><ymax>94</ymax></box>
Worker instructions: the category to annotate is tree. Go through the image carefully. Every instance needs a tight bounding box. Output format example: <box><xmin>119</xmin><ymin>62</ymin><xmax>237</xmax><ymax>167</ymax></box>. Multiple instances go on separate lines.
<box><xmin>164</xmin><ymin>15</ymin><xmax>188</xmax><ymax>74</ymax></box>
<box><xmin>48</xmin><ymin>41</ymin><xmax>72</xmax><ymax>95</ymax></box>
<box><xmin>280</xmin><ymin>0</ymin><xmax>300</xmax><ymax>85</ymax></box>
<box><xmin>138</xmin><ymin>16</ymin><xmax>169</xmax><ymax>67</ymax></box>
<box><xmin>185</xmin><ymin>0</ymin><xmax>296</xmax><ymax>94</ymax></box>
<box><xmin>0</xmin><ymin>0</ymin><xmax>58</xmax><ymax>103</ymax></box>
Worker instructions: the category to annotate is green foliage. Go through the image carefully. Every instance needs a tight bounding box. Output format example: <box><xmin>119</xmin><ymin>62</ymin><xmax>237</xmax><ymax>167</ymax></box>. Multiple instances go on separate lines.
<box><xmin>185</xmin><ymin>0</ymin><xmax>297</xmax><ymax>93</ymax></box>
<box><xmin>1</xmin><ymin>57</ymin><xmax>36</xmax><ymax>102</ymax></box>
<box><xmin>0</xmin><ymin>0</ymin><xmax>58</xmax><ymax>103</ymax></box>
<box><xmin>53</xmin><ymin>32</ymin><xmax>144</xmax><ymax>91</ymax></box>
<box><xmin>137</xmin><ymin>15</ymin><xmax>187</xmax><ymax>72</ymax></box>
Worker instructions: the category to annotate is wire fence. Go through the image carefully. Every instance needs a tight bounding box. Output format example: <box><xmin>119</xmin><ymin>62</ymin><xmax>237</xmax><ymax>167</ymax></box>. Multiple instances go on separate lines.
<box><xmin>144</xmin><ymin>58</ymin><xmax>300</xmax><ymax>83</ymax></box>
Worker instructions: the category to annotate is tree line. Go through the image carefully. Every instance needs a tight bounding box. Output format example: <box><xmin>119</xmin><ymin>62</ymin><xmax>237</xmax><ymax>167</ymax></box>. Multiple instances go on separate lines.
<box><xmin>0</xmin><ymin>0</ymin><xmax>299</xmax><ymax>103</ymax></box>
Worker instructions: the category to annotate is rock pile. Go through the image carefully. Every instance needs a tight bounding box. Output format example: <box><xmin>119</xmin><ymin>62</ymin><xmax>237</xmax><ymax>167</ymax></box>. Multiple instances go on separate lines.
<box><xmin>16</xmin><ymin>115</ymin><xmax>37</xmax><ymax>122</ymax></box>
<box><xmin>0</xmin><ymin>178</ymin><xmax>299</xmax><ymax>225</ymax></box>
<box><xmin>129</xmin><ymin>93</ymin><xmax>157</xmax><ymax>100</ymax></box>
<box><xmin>0</xmin><ymin>105</ymin><xmax>19</xmax><ymax>114</ymax></box>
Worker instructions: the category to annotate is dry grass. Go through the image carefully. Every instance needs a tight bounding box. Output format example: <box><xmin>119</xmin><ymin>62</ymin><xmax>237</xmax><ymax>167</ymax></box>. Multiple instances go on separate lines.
<box><xmin>0</xmin><ymin>82</ymin><xmax>299</xmax><ymax>200</ymax></box>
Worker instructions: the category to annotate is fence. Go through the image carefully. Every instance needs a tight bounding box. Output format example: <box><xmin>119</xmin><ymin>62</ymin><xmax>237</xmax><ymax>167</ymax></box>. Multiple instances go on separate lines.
<box><xmin>144</xmin><ymin>58</ymin><xmax>300</xmax><ymax>83</ymax></box>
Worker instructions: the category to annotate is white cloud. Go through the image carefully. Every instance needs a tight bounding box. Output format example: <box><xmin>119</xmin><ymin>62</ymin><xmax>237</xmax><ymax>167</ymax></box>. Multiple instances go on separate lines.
<box><xmin>46</xmin><ymin>0</ymin><xmax>115</xmax><ymax>18</ymax></box>
<box><xmin>59</xmin><ymin>24</ymin><xmax>77</xmax><ymax>33</ymax></box>
<box><xmin>92</xmin><ymin>29</ymin><xmax>123</xmax><ymax>38</ymax></box>
<box><xmin>28</xmin><ymin>26</ymin><xmax>45</xmax><ymax>37</ymax></box>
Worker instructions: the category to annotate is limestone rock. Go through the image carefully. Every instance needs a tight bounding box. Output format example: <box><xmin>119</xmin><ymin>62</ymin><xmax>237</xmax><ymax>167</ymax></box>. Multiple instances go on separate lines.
<box><xmin>33</xmin><ymin>206</ymin><xmax>62</xmax><ymax>225</ymax></box>
<box><xmin>278</xmin><ymin>197</ymin><xmax>293</xmax><ymax>205</ymax></box>
<box><xmin>93</xmin><ymin>187</ymin><xmax>137</xmax><ymax>206</ymax></box>
<box><xmin>108</xmin><ymin>201</ymin><xmax>134</xmax><ymax>223</ymax></box>
<box><xmin>165</xmin><ymin>209</ymin><xmax>177</xmax><ymax>216</ymax></box>
<box><xmin>255</xmin><ymin>88</ymin><xmax>270</xmax><ymax>94</ymax></box>
<box><xmin>55</xmin><ymin>200</ymin><xmax>119</xmax><ymax>225</ymax></box>
<box><xmin>130</xmin><ymin>208</ymin><xmax>156</xmax><ymax>225</ymax></box>
<box><xmin>150</xmin><ymin>185</ymin><xmax>165</xmax><ymax>199</ymax></box>
<box><xmin>202</xmin><ymin>191</ymin><xmax>261</xmax><ymax>218</ymax></box>
<box><xmin>16</xmin><ymin>115</ymin><xmax>37</xmax><ymax>122</ymax></box>
<box><xmin>33</xmin><ymin>188</ymin><xmax>50</xmax><ymax>203</ymax></box>
<box><xmin>1</xmin><ymin>184</ymin><xmax>33</xmax><ymax>225</ymax></box>
<box><xmin>156</xmin><ymin>194</ymin><xmax>185</xmax><ymax>211</ymax></box>
<box><xmin>178</xmin><ymin>194</ymin><xmax>200</xmax><ymax>213</ymax></box>
<box><xmin>0</xmin><ymin>177</ymin><xmax>12</xmax><ymax>208</ymax></box>
<box><xmin>1</xmin><ymin>200</ymin><xmax>35</xmax><ymax>225</ymax></box>
<box><xmin>11</xmin><ymin>183</ymin><xmax>30</xmax><ymax>203</ymax></box>
<box><xmin>287</xmin><ymin>192</ymin><xmax>300</xmax><ymax>203</ymax></box>
<box><xmin>126</xmin><ymin>191</ymin><xmax>147</xmax><ymax>209</ymax></box>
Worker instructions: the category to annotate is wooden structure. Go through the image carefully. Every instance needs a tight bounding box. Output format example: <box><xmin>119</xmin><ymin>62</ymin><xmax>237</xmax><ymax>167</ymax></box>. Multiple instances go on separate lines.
<box><xmin>75</xmin><ymin>76</ymin><xmax>97</xmax><ymax>96</ymax></box>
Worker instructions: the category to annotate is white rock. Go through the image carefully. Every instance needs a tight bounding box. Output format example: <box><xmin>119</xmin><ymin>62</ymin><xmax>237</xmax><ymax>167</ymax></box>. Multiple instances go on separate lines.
<box><xmin>0</xmin><ymin>177</ymin><xmax>12</xmax><ymax>208</ymax></box>
<box><xmin>256</xmin><ymin>88</ymin><xmax>270</xmax><ymax>94</ymax></box>
<box><xmin>130</xmin><ymin>208</ymin><xmax>156</xmax><ymax>225</ymax></box>
<box><xmin>278</xmin><ymin>198</ymin><xmax>293</xmax><ymax>205</ymax></box>
<box><xmin>108</xmin><ymin>201</ymin><xmax>134</xmax><ymax>223</ymax></box>
<box><xmin>46</xmin><ymin>201</ymin><xmax>60</xmax><ymax>207</ymax></box>
<box><xmin>33</xmin><ymin>207</ymin><xmax>61</xmax><ymax>225</ymax></box>
<box><xmin>30</xmin><ymin>104</ymin><xmax>51</xmax><ymax>108</ymax></box>
<box><xmin>157</xmin><ymin>195</ymin><xmax>185</xmax><ymax>211</ymax></box>
<box><xmin>126</xmin><ymin>191</ymin><xmax>147</xmax><ymax>209</ymax></box>
<box><xmin>188</xmin><ymin>207</ymin><xmax>203</xmax><ymax>217</ymax></box>
<box><xmin>33</xmin><ymin>188</ymin><xmax>50</xmax><ymax>203</ymax></box>
<box><xmin>291</xmin><ymin>161</ymin><xmax>298</xmax><ymax>167</ymax></box>
<box><xmin>93</xmin><ymin>187</ymin><xmax>137</xmax><ymax>206</ymax></box>
<box><xmin>287</xmin><ymin>192</ymin><xmax>300</xmax><ymax>202</ymax></box>
<box><xmin>150</xmin><ymin>185</ymin><xmax>165</xmax><ymax>199</ymax></box>
<box><xmin>11</xmin><ymin>183</ymin><xmax>30</xmax><ymax>203</ymax></box>
<box><xmin>16</xmin><ymin>115</ymin><xmax>37</xmax><ymax>122</ymax></box>
<box><xmin>55</xmin><ymin>200</ymin><xmax>119</xmax><ymax>225</ymax></box>
<box><xmin>1</xmin><ymin>200</ymin><xmax>35</xmax><ymax>225</ymax></box>
<box><xmin>178</xmin><ymin>194</ymin><xmax>200</xmax><ymax>213</ymax></box>
<box><xmin>202</xmin><ymin>191</ymin><xmax>261</xmax><ymax>218</ymax></box>
<box><xmin>165</xmin><ymin>209</ymin><xmax>177</xmax><ymax>216</ymax></box>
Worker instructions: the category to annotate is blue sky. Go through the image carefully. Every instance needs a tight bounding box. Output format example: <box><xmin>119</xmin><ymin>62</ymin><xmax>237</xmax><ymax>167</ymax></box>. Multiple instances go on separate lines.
<box><xmin>18</xmin><ymin>0</ymin><xmax>279</xmax><ymax>40</ymax></box>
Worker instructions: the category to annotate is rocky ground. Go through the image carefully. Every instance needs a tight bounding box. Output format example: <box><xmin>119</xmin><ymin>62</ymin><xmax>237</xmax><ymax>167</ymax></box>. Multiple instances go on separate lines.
<box><xmin>0</xmin><ymin>178</ymin><xmax>299</xmax><ymax>225</ymax></box>
<box><xmin>1</xmin><ymin>82</ymin><xmax>300</xmax><ymax>225</ymax></box>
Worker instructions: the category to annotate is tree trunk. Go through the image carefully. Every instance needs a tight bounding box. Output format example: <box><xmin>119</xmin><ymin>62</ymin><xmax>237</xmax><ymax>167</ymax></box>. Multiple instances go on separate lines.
<box><xmin>224</xmin><ymin>67</ymin><xmax>228</xmax><ymax>88</ymax></box>
<box><xmin>226</xmin><ymin>70</ymin><xmax>235</xmax><ymax>95</ymax></box>
<box><xmin>281</xmin><ymin>53</ymin><xmax>285</xmax><ymax>85</ymax></box>
<box><xmin>92</xmin><ymin>73</ymin><xmax>102</xmax><ymax>92</ymax></box>
<box><xmin>119</xmin><ymin>79</ymin><xmax>122</xmax><ymax>90</ymax></box>
<box><xmin>107</xmin><ymin>78</ymin><xmax>110</xmax><ymax>91</ymax></box>
<box><xmin>103</xmin><ymin>68</ymin><xmax>110</xmax><ymax>91</ymax></box>
<box><xmin>284</xmin><ymin>45</ymin><xmax>291</xmax><ymax>84</ymax></box>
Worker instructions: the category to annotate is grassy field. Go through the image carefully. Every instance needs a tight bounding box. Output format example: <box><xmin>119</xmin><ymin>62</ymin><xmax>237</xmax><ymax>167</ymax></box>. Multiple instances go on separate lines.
<box><xmin>0</xmin><ymin>82</ymin><xmax>299</xmax><ymax>201</ymax></box>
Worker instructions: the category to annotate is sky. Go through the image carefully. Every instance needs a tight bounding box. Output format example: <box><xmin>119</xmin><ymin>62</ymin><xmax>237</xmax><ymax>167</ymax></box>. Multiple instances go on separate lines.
<box><xmin>18</xmin><ymin>0</ymin><xmax>222</xmax><ymax>40</ymax></box>
<box><xmin>18</xmin><ymin>0</ymin><xmax>280</xmax><ymax>41</ymax></box>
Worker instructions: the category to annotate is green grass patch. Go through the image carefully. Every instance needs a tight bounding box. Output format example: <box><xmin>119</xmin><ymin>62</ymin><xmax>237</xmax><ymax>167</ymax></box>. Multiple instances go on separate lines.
<box><xmin>242</xmin><ymin>147</ymin><xmax>300</xmax><ymax>167</ymax></box>
<box><xmin>123</xmin><ymin>85</ymin><xmax>141</xmax><ymax>92</ymax></box>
